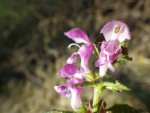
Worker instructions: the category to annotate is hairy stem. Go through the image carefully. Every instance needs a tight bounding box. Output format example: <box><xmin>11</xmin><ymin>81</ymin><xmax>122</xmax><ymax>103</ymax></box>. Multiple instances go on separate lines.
<box><xmin>92</xmin><ymin>86</ymin><xmax>102</xmax><ymax>113</ymax></box>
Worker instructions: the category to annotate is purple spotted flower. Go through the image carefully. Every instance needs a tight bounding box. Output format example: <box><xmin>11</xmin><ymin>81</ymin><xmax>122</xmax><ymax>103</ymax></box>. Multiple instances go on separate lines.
<box><xmin>64</xmin><ymin>28</ymin><xmax>94</xmax><ymax>73</ymax></box>
<box><xmin>100</xmin><ymin>20</ymin><xmax>131</xmax><ymax>42</ymax></box>
<box><xmin>54</xmin><ymin>28</ymin><xmax>95</xmax><ymax>112</ymax></box>
<box><xmin>96</xmin><ymin>20</ymin><xmax>131</xmax><ymax>76</ymax></box>
<box><xmin>54</xmin><ymin>63</ymin><xmax>85</xmax><ymax>112</ymax></box>
<box><xmin>95</xmin><ymin>40</ymin><xmax>121</xmax><ymax>76</ymax></box>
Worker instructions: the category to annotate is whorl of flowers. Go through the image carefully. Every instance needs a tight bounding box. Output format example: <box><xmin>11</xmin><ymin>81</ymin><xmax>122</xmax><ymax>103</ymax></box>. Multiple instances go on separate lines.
<box><xmin>54</xmin><ymin>20</ymin><xmax>131</xmax><ymax>113</ymax></box>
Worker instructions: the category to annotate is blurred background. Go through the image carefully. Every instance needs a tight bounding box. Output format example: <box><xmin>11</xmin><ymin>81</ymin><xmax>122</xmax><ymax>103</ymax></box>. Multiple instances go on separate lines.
<box><xmin>0</xmin><ymin>0</ymin><xmax>150</xmax><ymax>113</ymax></box>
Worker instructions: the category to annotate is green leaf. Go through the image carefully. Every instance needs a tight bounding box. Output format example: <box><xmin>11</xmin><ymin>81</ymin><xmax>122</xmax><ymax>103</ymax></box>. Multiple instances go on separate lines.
<box><xmin>117</xmin><ymin>55</ymin><xmax>132</xmax><ymax>62</ymax></box>
<box><xmin>113</xmin><ymin>54</ymin><xmax>132</xmax><ymax>67</ymax></box>
<box><xmin>75</xmin><ymin>77</ymin><xmax>112</xmax><ymax>87</ymax></box>
<box><xmin>102</xmin><ymin>80</ymin><xmax>130</xmax><ymax>92</ymax></box>
<box><xmin>106</xmin><ymin>104</ymin><xmax>146</xmax><ymax>113</ymax></box>
<box><xmin>75</xmin><ymin>77</ymin><xmax>130</xmax><ymax>92</ymax></box>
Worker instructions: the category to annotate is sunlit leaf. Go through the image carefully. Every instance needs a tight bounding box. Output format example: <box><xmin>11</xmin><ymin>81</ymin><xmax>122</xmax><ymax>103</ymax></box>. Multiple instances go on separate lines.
<box><xmin>102</xmin><ymin>80</ymin><xmax>130</xmax><ymax>92</ymax></box>
<box><xmin>75</xmin><ymin>76</ymin><xmax>113</xmax><ymax>86</ymax></box>
<box><xmin>75</xmin><ymin>77</ymin><xmax>130</xmax><ymax>92</ymax></box>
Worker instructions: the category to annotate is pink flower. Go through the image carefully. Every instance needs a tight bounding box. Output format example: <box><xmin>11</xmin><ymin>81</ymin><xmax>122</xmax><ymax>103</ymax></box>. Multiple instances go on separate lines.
<box><xmin>64</xmin><ymin>28</ymin><xmax>94</xmax><ymax>73</ymax></box>
<box><xmin>54</xmin><ymin>64</ymin><xmax>85</xmax><ymax>112</ymax></box>
<box><xmin>100</xmin><ymin>20</ymin><xmax>131</xmax><ymax>42</ymax></box>
<box><xmin>95</xmin><ymin>40</ymin><xmax>121</xmax><ymax>76</ymax></box>
<box><xmin>55</xmin><ymin>28</ymin><xmax>94</xmax><ymax>111</ymax></box>
<box><xmin>95</xmin><ymin>20</ymin><xmax>131</xmax><ymax>76</ymax></box>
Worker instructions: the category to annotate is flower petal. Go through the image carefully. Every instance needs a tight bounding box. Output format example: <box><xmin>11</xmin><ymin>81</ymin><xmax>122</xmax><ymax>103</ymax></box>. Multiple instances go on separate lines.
<box><xmin>68</xmin><ymin>77</ymin><xmax>85</xmax><ymax>112</ymax></box>
<box><xmin>95</xmin><ymin>58</ymin><xmax>105</xmax><ymax>67</ymax></box>
<box><xmin>101</xmin><ymin>40</ymin><xmax>120</xmax><ymax>54</ymax></box>
<box><xmin>59</xmin><ymin>76</ymin><xmax>84</xmax><ymax>112</ymax></box>
<box><xmin>54</xmin><ymin>85</ymin><xmax>71</xmax><ymax>98</ymax></box>
<box><xmin>64</xmin><ymin>28</ymin><xmax>91</xmax><ymax>44</ymax></box>
<box><xmin>70</xmin><ymin>87</ymin><xmax>84</xmax><ymax>112</ymax></box>
<box><xmin>96</xmin><ymin>40</ymin><xmax>121</xmax><ymax>66</ymax></box>
<box><xmin>100</xmin><ymin>21</ymin><xmax>114</xmax><ymax>41</ymax></box>
<box><xmin>96</xmin><ymin>40</ymin><xmax>121</xmax><ymax>76</ymax></box>
<box><xmin>107</xmin><ymin>63</ymin><xmax>115</xmax><ymax>72</ymax></box>
<box><xmin>57</xmin><ymin>64</ymin><xmax>80</xmax><ymax>78</ymax></box>
<box><xmin>67</xmin><ymin>52</ymin><xmax>78</xmax><ymax>65</ymax></box>
<box><xmin>78</xmin><ymin>44</ymin><xmax>94</xmax><ymax>73</ymax></box>
<box><xmin>100</xmin><ymin>20</ymin><xmax>131</xmax><ymax>42</ymax></box>
<box><xmin>99</xmin><ymin>64</ymin><xmax>108</xmax><ymax>77</ymax></box>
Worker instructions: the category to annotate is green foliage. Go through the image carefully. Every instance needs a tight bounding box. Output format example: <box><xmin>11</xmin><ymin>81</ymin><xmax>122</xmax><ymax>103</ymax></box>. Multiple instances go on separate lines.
<box><xmin>116</xmin><ymin>54</ymin><xmax>132</xmax><ymax>62</ymax></box>
<box><xmin>107</xmin><ymin>104</ymin><xmax>146</xmax><ymax>113</ymax></box>
<box><xmin>75</xmin><ymin>77</ymin><xmax>130</xmax><ymax>92</ymax></box>
<box><xmin>102</xmin><ymin>80</ymin><xmax>130</xmax><ymax>92</ymax></box>
<box><xmin>113</xmin><ymin>54</ymin><xmax>132</xmax><ymax>67</ymax></box>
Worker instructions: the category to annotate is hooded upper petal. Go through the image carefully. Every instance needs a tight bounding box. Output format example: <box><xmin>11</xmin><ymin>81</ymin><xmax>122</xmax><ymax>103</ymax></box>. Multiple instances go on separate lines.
<box><xmin>64</xmin><ymin>28</ymin><xmax>91</xmax><ymax>44</ymax></box>
<box><xmin>78</xmin><ymin>44</ymin><xmax>94</xmax><ymax>73</ymax></box>
<box><xmin>100</xmin><ymin>20</ymin><xmax>131</xmax><ymax>42</ymax></box>
<box><xmin>57</xmin><ymin>64</ymin><xmax>80</xmax><ymax>78</ymax></box>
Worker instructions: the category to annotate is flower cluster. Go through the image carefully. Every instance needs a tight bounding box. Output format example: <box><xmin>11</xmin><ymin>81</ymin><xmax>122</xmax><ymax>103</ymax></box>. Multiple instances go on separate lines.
<box><xmin>54</xmin><ymin>20</ymin><xmax>131</xmax><ymax>113</ymax></box>
<box><xmin>95</xmin><ymin>20</ymin><xmax>130</xmax><ymax>76</ymax></box>
<box><xmin>55</xmin><ymin>28</ymin><xmax>94</xmax><ymax>112</ymax></box>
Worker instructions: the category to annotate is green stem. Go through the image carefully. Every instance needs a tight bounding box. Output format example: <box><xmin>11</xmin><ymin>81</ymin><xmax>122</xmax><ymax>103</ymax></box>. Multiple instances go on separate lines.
<box><xmin>77</xmin><ymin>104</ymin><xmax>86</xmax><ymax>113</ymax></box>
<box><xmin>92</xmin><ymin>86</ymin><xmax>102</xmax><ymax>113</ymax></box>
<box><xmin>93</xmin><ymin>44</ymin><xmax>100</xmax><ymax>57</ymax></box>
